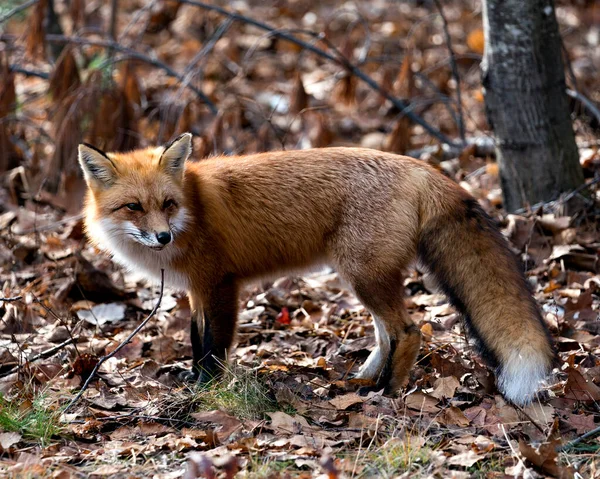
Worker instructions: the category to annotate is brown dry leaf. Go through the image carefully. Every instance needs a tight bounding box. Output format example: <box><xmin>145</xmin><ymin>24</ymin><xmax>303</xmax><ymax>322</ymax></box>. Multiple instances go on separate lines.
<box><xmin>394</xmin><ymin>51</ymin><xmax>415</xmax><ymax>99</ymax></box>
<box><xmin>431</xmin><ymin>376</ymin><xmax>460</xmax><ymax>400</ymax></box>
<box><xmin>563</xmin><ymin>366</ymin><xmax>600</xmax><ymax>401</ymax></box>
<box><xmin>334</xmin><ymin>74</ymin><xmax>357</xmax><ymax>106</ymax></box>
<box><xmin>405</xmin><ymin>392</ymin><xmax>440</xmax><ymax>413</ymax></box>
<box><xmin>467</xmin><ymin>29</ymin><xmax>485</xmax><ymax>54</ymax></box>
<box><xmin>436</xmin><ymin>406</ymin><xmax>470</xmax><ymax>427</ymax></box>
<box><xmin>519</xmin><ymin>438</ymin><xmax>575</xmax><ymax>479</ymax></box>
<box><xmin>49</xmin><ymin>48</ymin><xmax>81</xmax><ymax>102</ymax></box>
<box><xmin>329</xmin><ymin>392</ymin><xmax>365</xmax><ymax>410</ymax></box>
<box><xmin>25</xmin><ymin>0</ymin><xmax>47</xmax><ymax>60</ymax></box>
<box><xmin>267</xmin><ymin>411</ymin><xmax>311</xmax><ymax>434</ymax></box>
<box><xmin>191</xmin><ymin>410</ymin><xmax>242</xmax><ymax>442</ymax></box>
<box><xmin>385</xmin><ymin>117</ymin><xmax>412</xmax><ymax>154</ymax></box>
<box><xmin>146</xmin><ymin>0</ymin><xmax>181</xmax><ymax>33</ymax></box>
<box><xmin>562</xmin><ymin>412</ymin><xmax>595</xmax><ymax>435</ymax></box>
<box><xmin>290</xmin><ymin>72</ymin><xmax>308</xmax><ymax>114</ymax></box>
<box><xmin>121</xmin><ymin>62</ymin><xmax>142</xmax><ymax>107</ymax></box>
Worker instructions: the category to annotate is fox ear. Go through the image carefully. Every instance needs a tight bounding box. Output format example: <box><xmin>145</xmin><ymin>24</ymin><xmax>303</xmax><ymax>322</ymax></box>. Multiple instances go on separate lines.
<box><xmin>159</xmin><ymin>133</ymin><xmax>192</xmax><ymax>178</ymax></box>
<box><xmin>78</xmin><ymin>144</ymin><xmax>118</xmax><ymax>189</ymax></box>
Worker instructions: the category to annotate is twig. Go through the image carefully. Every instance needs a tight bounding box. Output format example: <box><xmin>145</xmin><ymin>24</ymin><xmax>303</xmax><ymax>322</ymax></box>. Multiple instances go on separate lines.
<box><xmin>513</xmin><ymin>175</ymin><xmax>600</xmax><ymax>215</ymax></box>
<box><xmin>0</xmin><ymin>336</ymin><xmax>79</xmax><ymax>378</ymax></box>
<box><xmin>0</xmin><ymin>296</ymin><xmax>22</xmax><ymax>302</ymax></box>
<box><xmin>8</xmin><ymin>65</ymin><xmax>49</xmax><ymax>79</ymax></box>
<box><xmin>566</xmin><ymin>88</ymin><xmax>600</xmax><ymax>127</ymax></box>
<box><xmin>70</xmin><ymin>414</ymin><xmax>197</xmax><ymax>427</ymax></box>
<box><xmin>14</xmin><ymin>213</ymin><xmax>84</xmax><ymax>235</ymax></box>
<box><xmin>63</xmin><ymin>269</ymin><xmax>165</xmax><ymax>413</ymax></box>
<box><xmin>559</xmin><ymin>423</ymin><xmax>600</xmax><ymax>451</ymax></box>
<box><xmin>511</xmin><ymin>403</ymin><xmax>545</xmax><ymax>435</ymax></box>
<box><xmin>175</xmin><ymin>0</ymin><xmax>458</xmax><ymax>147</ymax></box>
<box><xmin>0</xmin><ymin>33</ymin><xmax>218</xmax><ymax>115</ymax></box>
<box><xmin>46</xmin><ymin>33</ymin><xmax>218</xmax><ymax>115</ymax></box>
<box><xmin>0</xmin><ymin>0</ymin><xmax>39</xmax><ymax>25</ymax></box>
<box><xmin>31</xmin><ymin>293</ymin><xmax>80</xmax><ymax>356</ymax></box>
<box><xmin>433</xmin><ymin>0</ymin><xmax>466</xmax><ymax>144</ymax></box>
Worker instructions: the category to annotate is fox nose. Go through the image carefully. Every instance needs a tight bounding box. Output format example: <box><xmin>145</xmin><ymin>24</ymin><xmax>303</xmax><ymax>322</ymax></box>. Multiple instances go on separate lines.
<box><xmin>156</xmin><ymin>231</ymin><xmax>172</xmax><ymax>245</ymax></box>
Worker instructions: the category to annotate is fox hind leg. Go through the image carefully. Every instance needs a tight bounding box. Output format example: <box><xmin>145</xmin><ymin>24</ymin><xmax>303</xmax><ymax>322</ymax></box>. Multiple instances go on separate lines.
<box><xmin>350</xmin><ymin>277</ymin><xmax>421</xmax><ymax>392</ymax></box>
<box><xmin>354</xmin><ymin>314</ymin><xmax>392</xmax><ymax>382</ymax></box>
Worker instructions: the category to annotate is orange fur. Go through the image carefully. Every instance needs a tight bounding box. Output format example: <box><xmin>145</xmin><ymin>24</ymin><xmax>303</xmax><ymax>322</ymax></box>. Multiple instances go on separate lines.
<box><xmin>78</xmin><ymin>134</ymin><xmax>554</xmax><ymax>404</ymax></box>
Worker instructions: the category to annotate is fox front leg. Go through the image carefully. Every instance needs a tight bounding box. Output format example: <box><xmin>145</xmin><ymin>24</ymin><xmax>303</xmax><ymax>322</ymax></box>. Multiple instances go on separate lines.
<box><xmin>187</xmin><ymin>278</ymin><xmax>239</xmax><ymax>384</ymax></box>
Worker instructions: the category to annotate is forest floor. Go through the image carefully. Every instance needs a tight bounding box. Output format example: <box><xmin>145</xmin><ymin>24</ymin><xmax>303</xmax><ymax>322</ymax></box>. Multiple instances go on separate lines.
<box><xmin>2</xmin><ymin>0</ymin><xmax>600</xmax><ymax>477</ymax></box>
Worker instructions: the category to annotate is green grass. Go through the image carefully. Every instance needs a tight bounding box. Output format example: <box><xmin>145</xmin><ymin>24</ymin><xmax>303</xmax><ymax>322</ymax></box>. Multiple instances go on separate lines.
<box><xmin>191</xmin><ymin>366</ymin><xmax>277</xmax><ymax>420</ymax></box>
<box><xmin>352</xmin><ymin>436</ymin><xmax>437</xmax><ymax>478</ymax></box>
<box><xmin>0</xmin><ymin>393</ymin><xmax>63</xmax><ymax>446</ymax></box>
<box><xmin>160</xmin><ymin>365</ymin><xmax>278</xmax><ymax>422</ymax></box>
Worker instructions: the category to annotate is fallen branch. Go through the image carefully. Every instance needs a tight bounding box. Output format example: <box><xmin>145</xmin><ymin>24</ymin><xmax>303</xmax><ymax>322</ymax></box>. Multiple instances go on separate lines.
<box><xmin>175</xmin><ymin>0</ymin><xmax>459</xmax><ymax>147</ymax></box>
<box><xmin>559</xmin><ymin>423</ymin><xmax>600</xmax><ymax>452</ymax></box>
<box><xmin>0</xmin><ymin>336</ymin><xmax>79</xmax><ymax>379</ymax></box>
<box><xmin>63</xmin><ymin>269</ymin><xmax>165</xmax><ymax>413</ymax></box>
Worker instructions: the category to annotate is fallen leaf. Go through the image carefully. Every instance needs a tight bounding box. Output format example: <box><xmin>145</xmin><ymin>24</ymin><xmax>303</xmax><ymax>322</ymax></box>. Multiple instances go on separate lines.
<box><xmin>519</xmin><ymin>438</ymin><xmax>575</xmax><ymax>479</ymax></box>
<box><xmin>267</xmin><ymin>411</ymin><xmax>311</xmax><ymax>434</ymax></box>
<box><xmin>329</xmin><ymin>392</ymin><xmax>364</xmax><ymax>410</ymax></box>
<box><xmin>447</xmin><ymin>450</ymin><xmax>486</xmax><ymax>467</ymax></box>
<box><xmin>0</xmin><ymin>432</ymin><xmax>22</xmax><ymax>450</ymax></box>
<box><xmin>77</xmin><ymin>303</ymin><xmax>126</xmax><ymax>325</ymax></box>
<box><xmin>564</xmin><ymin>366</ymin><xmax>600</xmax><ymax>401</ymax></box>
<box><xmin>405</xmin><ymin>392</ymin><xmax>440</xmax><ymax>413</ymax></box>
<box><xmin>190</xmin><ymin>410</ymin><xmax>242</xmax><ymax>442</ymax></box>
<box><xmin>431</xmin><ymin>376</ymin><xmax>460</xmax><ymax>400</ymax></box>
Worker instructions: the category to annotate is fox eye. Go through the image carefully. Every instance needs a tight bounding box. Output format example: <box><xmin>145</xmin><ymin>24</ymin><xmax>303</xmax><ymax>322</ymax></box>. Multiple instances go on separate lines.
<box><xmin>126</xmin><ymin>203</ymin><xmax>143</xmax><ymax>211</ymax></box>
<box><xmin>163</xmin><ymin>199</ymin><xmax>177</xmax><ymax>209</ymax></box>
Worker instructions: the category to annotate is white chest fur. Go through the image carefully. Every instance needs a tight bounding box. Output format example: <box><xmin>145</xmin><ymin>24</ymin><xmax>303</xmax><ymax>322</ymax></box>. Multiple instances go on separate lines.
<box><xmin>87</xmin><ymin>217</ymin><xmax>190</xmax><ymax>291</ymax></box>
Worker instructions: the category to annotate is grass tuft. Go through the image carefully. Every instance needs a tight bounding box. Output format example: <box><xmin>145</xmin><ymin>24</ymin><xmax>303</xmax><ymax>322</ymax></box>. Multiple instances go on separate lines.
<box><xmin>0</xmin><ymin>393</ymin><xmax>63</xmax><ymax>446</ymax></box>
<box><xmin>160</xmin><ymin>364</ymin><xmax>277</xmax><ymax>422</ymax></box>
<box><xmin>354</xmin><ymin>435</ymin><xmax>436</xmax><ymax>478</ymax></box>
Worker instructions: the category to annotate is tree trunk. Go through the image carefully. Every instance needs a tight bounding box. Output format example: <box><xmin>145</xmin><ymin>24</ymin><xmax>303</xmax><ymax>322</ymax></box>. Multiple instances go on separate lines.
<box><xmin>481</xmin><ymin>0</ymin><xmax>583</xmax><ymax>212</ymax></box>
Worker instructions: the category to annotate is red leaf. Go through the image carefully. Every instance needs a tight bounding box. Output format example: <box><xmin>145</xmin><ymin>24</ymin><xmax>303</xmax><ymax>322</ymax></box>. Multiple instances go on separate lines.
<box><xmin>276</xmin><ymin>307</ymin><xmax>291</xmax><ymax>325</ymax></box>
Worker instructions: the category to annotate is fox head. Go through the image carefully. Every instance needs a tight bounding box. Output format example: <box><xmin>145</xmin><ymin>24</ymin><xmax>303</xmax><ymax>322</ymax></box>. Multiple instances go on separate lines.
<box><xmin>78</xmin><ymin>133</ymin><xmax>192</xmax><ymax>253</ymax></box>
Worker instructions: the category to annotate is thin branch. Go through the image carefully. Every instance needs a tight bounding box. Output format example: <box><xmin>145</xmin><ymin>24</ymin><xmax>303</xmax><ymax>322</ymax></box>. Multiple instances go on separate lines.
<box><xmin>433</xmin><ymin>0</ymin><xmax>466</xmax><ymax>144</ymax></box>
<box><xmin>8</xmin><ymin>65</ymin><xmax>49</xmax><ymax>79</ymax></box>
<box><xmin>0</xmin><ymin>336</ymin><xmax>79</xmax><ymax>379</ymax></box>
<box><xmin>175</xmin><ymin>0</ymin><xmax>458</xmax><ymax>147</ymax></box>
<box><xmin>0</xmin><ymin>33</ymin><xmax>219</xmax><ymax>115</ymax></box>
<box><xmin>0</xmin><ymin>296</ymin><xmax>22</xmax><ymax>302</ymax></box>
<box><xmin>566</xmin><ymin>88</ymin><xmax>600</xmax><ymax>127</ymax></box>
<box><xmin>0</xmin><ymin>0</ymin><xmax>39</xmax><ymax>26</ymax></box>
<box><xmin>513</xmin><ymin>175</ymin><xmax>600</xmax><ymax>215</ymax></box>
<box><xmin>559</xmin><ymin>423</ymin><xmax>600</xmax><ymax>452</ymax></box>
<box><xmin>63</xmin><ymin>269</ymin><xmax>165</xmax><ymax>413</ymax></box>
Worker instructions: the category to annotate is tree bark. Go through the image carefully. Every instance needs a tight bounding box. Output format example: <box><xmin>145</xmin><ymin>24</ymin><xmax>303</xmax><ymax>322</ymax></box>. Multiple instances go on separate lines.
<box><xmin>482</xmin><ymin>0</ymin><xmax>583</xmax><ymax>212</ymax></box>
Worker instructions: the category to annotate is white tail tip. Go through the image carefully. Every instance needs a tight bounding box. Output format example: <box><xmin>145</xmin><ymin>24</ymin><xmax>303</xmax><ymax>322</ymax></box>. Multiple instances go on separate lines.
<box><xmin>496</xmin><ymin>350</ymin><xmax>550</xmax><ymax>405</ymax></box>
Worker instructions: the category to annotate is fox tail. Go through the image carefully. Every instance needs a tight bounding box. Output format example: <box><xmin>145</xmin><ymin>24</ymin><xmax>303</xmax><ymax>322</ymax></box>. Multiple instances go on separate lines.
<box><xmin>418</xmin><ymin>189</ymin><xmax>554</xmax><ymax>405</ymax></box>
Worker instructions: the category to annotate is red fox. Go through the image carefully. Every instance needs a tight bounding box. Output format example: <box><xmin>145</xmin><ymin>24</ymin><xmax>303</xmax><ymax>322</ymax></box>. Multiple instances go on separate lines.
<box><xmin>78</xmin><ymin>133</ymin><xmax>554</xmax><ymax>405</ymax></box>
